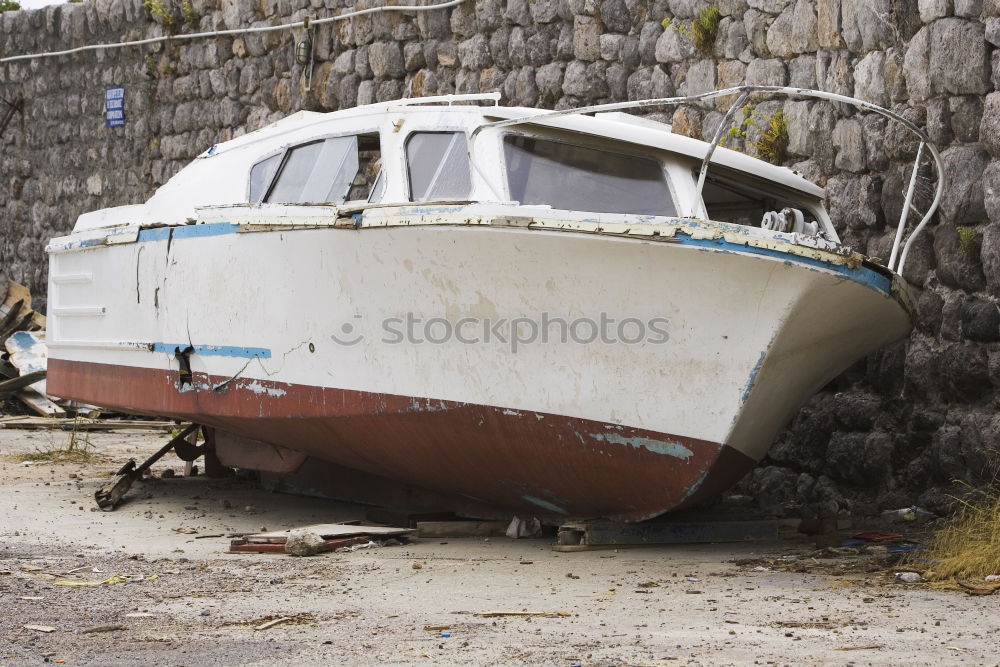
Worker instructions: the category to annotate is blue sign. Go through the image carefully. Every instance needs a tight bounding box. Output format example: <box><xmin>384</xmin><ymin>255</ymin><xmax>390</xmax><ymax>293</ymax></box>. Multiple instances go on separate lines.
<box><xmin>105</xmin><ymin>87</ymin><xmax>125</xmax><ymax>128</ymax></box>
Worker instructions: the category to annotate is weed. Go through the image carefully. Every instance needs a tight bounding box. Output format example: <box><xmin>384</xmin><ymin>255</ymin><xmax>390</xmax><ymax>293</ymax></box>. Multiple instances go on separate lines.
<box><xmin>664</xmin><ymin>6</ymin><xmax>721</xmax><ymax>54</ymax></box>
<box><xmin>915</xmin><ymin>482</ymin><xmax>1000</xmax><ymax>583</ymax></box>
<box><xmin>754</xmin><ymin>109</ymin><xmax>788</xmax><ymax>165</ymax></box>
<box><xmin>142</xmin><ymin>0</ymin><xmax>175</xmax><ymax>30</ymax></box>
<box><xmin>16</xmin><ymin>420</ymin><xmax>101</xmax><ymax>464</ymax></box>
<box><xmin>957</xmin><ymin>225</ymin><xmax>978</xmax><ymax>254</ymax></box>
<box><xmin>180</xmin><ymin>0</ymin><xmax>197</xmax><ymax>26</ymax></box>
<box><xmin>0</xmin><ymin>0</ymin><xmax>21</xmax><ymax>12</ymax></box>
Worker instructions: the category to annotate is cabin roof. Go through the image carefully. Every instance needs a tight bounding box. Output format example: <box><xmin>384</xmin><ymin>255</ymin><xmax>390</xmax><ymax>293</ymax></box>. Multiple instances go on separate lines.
<box><xmin>199</xmin><ymin>98</ymin><xmax>824</xmax><ymax>200</ymax></box>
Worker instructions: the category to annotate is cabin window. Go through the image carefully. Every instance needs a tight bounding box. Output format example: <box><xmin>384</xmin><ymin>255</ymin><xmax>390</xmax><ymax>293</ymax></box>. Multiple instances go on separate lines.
<box><xmin>503</xmin><ymin>135</ymin><xmax>676</xmax><ymax>216</ymax></box>
<box><xmin>255</xmin><ymin>133</ymin><xmax>383</xmax><ymax>205</ymax></box>
<box><xmin>702</xmin><ymin>172</ymin><xmax>819</xmax><ymax>228</ymax></box>
<box><xmin>249</xmin><ymin>154</ymin><xmax>281</xmax><ymax>203</ymax></box>
<box><xmin>406</xmin><ymin>132</ymin><xmax>472</xmax><ymax>201</ymax></box>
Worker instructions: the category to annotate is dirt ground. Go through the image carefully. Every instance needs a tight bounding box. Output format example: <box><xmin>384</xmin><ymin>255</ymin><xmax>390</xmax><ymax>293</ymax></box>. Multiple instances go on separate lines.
<box><xmin>0</xmin><ymin>427</ymin><xmax>997</xmax><ymax>666</ymax></box>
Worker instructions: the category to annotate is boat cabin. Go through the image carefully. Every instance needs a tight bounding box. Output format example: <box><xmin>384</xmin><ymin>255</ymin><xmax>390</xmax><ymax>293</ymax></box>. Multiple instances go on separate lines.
<box><xmin>74</xmin><ymin>94</ymin><xmax>836</xmax><ymax>241</ymax></box>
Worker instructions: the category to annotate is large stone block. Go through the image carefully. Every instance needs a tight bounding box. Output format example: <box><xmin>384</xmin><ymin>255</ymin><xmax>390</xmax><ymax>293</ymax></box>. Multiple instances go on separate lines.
<box><xmin>574</xmin><ymin>16</ymin><xmax>603</xmax><ymax>61</ymax></box>
<box><xmin>655</xmin><ymin>22</ymin><xmax>698</xmax><ymax>62</ymax></box>
<box><xmin>980</xmin><ymin>221</ymin><xmax>1000</xmax><ymax>295</ymax></box>
<box><xmin>841</xmin><ymin>0</ymin><xmax>894</xmax><ymax>52</ymax></box>
<box><xmin>681</xmin><ymin>58</ymin><xmax>717</xmax><ymax>95</ymax></box>
<box><xmin>934</xmin><ymin>223</ymin><xmax>988</xmax><ymax>292</ymax></box>
<box><xmin>765</xmin><ymin>0</ymin><xmax>818</xmax><ymax>57</ymax></box>
<box><xmin>816</xmin><ymin>0</ymin><xmax>842</xmax><ymax>48</ymax></box>
<box><xmin>919</xmin><ymin>0</ymin><xmax>952</xmax><ymax>22</ymax></box>
<box><xmin>936</xmin><ymin>145</ymin><xmax>990</xmax><ymax>224</ymax></box>
<box><xmin>369</xmin><ymin>41</ymin><xmax>404</xmax><ymax>79</ymax></box>
<box><xmin>715</xmin><ymin>16</ymin><xmax>750</xmax><ymax>59</ymax></box>
<box><xmin>457</xmin><ymin>34</ymin><xmax>492</xmax><ymax>70</ymax></box>
<box><xmin>853</xmin><ymin>51</ymin><xmax>887</xmax><ymax>106</ymax></box>
<box><xmin>929</xmin><ymin>19</ymin><xmax>989</xmax><ymax>96</ymax></box>
<box><xmin>745</xmin><ymin>57</ymin><xmax>787</xmax><ymax>85</ymax></box>
<box><xmin>601</xmin><ymin>0</ymin><xmax>633</xmax><ymax>33</ymax></box>
<box><xmin>833</xmin><ymin>118</ymin><xmax>867</xmax><ymax>173</ymax></box>
<box><xmin>638</xmin><ymin>21</ymin><xmax>663</xmax><ymax>65</ymax></box>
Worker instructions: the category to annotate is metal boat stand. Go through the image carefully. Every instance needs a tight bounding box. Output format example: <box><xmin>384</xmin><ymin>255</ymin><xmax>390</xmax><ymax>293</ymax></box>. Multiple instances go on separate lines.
<box><xmin>554</xmin><ymin>518</ymin><xmax>779</xmax><ymax>551</ymax></box>
<box><xmin>94</xmin><ymin>423</ymin><xmax>209</xmax><ymax>511</ymax></box>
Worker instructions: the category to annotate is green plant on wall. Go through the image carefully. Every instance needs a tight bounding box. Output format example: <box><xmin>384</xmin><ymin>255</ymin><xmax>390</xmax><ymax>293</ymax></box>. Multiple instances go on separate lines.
<box><xmin>716</xmin><ymin>105</ymin><xmax>788</xmax><ymax>165</ymax></box>
<box><xmin>957</xmin><ymin>225</ymin><xmax>978</xmax><ymax>254</ymax></box>
<box><xmin>180</xmin><ymin>0</ymin><xmax>197</xmax><ymax>26</ymax></box>
<box><xmin>754</xmin><ymin>109</ymin><xmax>788</xmax><ymax>165</ymax></box>
<box><xmin>0</xmin><ymin>0</ymin><xmax>22</xmax><ymax>12</ymax></box>
<box><xmin>142</xmin><ymin>0</ymin><xmax>175</xmax><ymax>29</ymax></box>
<box><xmin>722</xmin><ymin>103</ymin><xmax>755</xmax><ymax>146</ymax></box>
<box><xmin>662</xmin><ymin>6</ymin><xmax>721</xmax><ymax>54</ymax></box>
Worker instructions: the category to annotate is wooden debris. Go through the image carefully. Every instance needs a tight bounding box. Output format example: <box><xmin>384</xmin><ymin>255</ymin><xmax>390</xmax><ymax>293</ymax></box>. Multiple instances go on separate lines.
<box><xmin>11</xmin><ymin>387</ymin><xmax>65</xmax><ymax>418</ymax></box>
<box><xmin>0</xmin><ymin>416</ymin><xmax>176</xmax><ymax>431</ymax></box>
<box><xmin>229</xmin><ymin>523</ymin><xmax>412</xmax><ymax>554</ymax></box>
<box><xmin>255</xmin><ymin>617</ymin><xmax>294</xmax><ymax>631</ymax></box>
<box><xmin>81</xmin><ymin>624</ymin><xmax>124</xmax><ymax>634</ymax></box>
<box><xmin>415</xmin><ymin>520</ymin><xmax>509</xmax><ymax>538</ymax></box>
<box><xmin>473</xmin><ymin>611</ymin><xmax>570</xmax><ymax>618</ymax></box>
<box><xmin>23</xmin><ymin>625</ymin><xmax>56</xmax><ymax>633</ymax></box>
<box><xmin>253</xmin><ymin>614</ymin><xmax>316</xmax><ymax>631</ymax></box>
<box><xmin>0</xmin><ymin>370</ymin><xmax>46</xmax><ymax>397</ymax></box>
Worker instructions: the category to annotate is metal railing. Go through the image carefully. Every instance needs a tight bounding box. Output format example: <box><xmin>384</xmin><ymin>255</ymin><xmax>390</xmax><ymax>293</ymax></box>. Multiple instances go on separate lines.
<box><xmin>471</xmin><ymin>85</ymin><xmax>944</xmax><ymax>276</ymax></box>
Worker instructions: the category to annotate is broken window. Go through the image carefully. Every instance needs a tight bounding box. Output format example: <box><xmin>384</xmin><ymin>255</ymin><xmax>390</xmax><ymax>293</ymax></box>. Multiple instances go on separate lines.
<box><xmin>251</xmin><ymin>133</ymin><xmax>383</xmax><ymax>205</ymax></box>
<box><xmin>503</xmin><ymin>135</ymin><xmax>676</xmax><ymax>216</ymax></box>
<box><xmin>702</xmin><ymin>171</ymin><xmax>819</xmax><ymax>230</ymax></box>
<box><xmin>406</xmin><ymin>132</ymin><xmax>472</xmax><ymax>202</ymax></box>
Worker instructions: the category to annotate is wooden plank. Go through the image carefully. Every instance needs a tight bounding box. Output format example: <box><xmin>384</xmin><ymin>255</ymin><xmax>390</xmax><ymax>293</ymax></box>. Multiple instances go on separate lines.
<box><xmin>14</xmin><ymin>388</ymin><xmax>66</xmax><ymax>418</ymax></box>
<box><xmin>415</xmin><ymin>520</ymin><xmax>509</xmax><ymax>538</ymax></box>
<box><xmin>229</xmin><ymin>535</ymin><xmax>371</xmax><ymax>554</ymax></box>
<box><xmin>0</xmin><ymin>370</ymin><xmax>46</xmax><ymax>397</ymax></box>
<box><xmin>365</xmin><ymin>507</ymin><xmax>456</xmax><ymax>527</ymax></box>
<box><xmin>244</xmin><ymin>523</ymin><xmax>414</xmax><ymax>543</ymax></box>
<box><xmin>0</xmin><ymin>416</ymin><xmax>176</xmax><ymax>431</ymax></box>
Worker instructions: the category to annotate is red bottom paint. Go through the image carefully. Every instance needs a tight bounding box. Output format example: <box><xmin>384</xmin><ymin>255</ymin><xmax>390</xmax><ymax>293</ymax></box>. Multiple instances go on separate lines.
<box><xmin>48</xmin><ymin>359</ymin><xmax>755</xmax><ymax>521</ymax></box>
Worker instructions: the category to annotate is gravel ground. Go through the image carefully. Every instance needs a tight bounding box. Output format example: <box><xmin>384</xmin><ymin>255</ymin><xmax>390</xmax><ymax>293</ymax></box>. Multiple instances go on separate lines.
<box><xmin>0</xmin><ymin>427</ymin><xmax>997</xmax><ymax>666</ymax></box>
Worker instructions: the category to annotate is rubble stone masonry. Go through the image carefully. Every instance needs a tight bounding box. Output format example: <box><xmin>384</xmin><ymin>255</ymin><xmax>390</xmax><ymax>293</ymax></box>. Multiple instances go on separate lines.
<box><xmin>2</xmin><ymin>0</ymin><xmax>999</xmax><ymax>517</ymax></box>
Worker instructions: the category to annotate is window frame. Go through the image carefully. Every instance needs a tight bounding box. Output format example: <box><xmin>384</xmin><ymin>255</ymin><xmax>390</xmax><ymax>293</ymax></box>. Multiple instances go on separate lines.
<box><xmin>245</xmin><ymin>128</ymin><xmax>383</xmax><ymax>206</ymax></box>
<box><xmin>401</xmin><ymin>127</ymin><xmax>476</xmax><ymax>204</ymax></box>
<box><xmin>497</xmin><ymin>129</ymin><xmax>680</xmax><ymax>217</ymax></box>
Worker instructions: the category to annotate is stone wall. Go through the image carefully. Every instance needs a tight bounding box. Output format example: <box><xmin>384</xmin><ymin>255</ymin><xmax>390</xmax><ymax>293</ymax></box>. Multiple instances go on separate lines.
<box><xmin>2</xmin><ymin>0</ymin><xmax>999</xmax><ymax>517</ymax></box>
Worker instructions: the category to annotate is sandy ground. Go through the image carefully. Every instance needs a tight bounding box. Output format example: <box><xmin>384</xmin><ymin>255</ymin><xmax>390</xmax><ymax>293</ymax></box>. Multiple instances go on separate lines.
<box><xmin>0</xmin><ymin>427</ymin><xmax>997</xmax><ymax>666</ymax></box>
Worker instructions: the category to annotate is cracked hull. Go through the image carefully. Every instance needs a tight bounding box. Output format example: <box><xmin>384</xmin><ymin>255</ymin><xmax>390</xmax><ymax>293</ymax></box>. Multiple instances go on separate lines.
<box><xmin>47</xmin><ymin>358</ymin><xmax>753</xmax><ymax>522</ymax></box>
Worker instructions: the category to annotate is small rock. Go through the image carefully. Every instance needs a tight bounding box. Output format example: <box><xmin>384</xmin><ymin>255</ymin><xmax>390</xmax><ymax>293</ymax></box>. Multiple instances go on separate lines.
<box><xmin>412</xmin><ymin>562</ymin><xmax>423</xmax><ymax>570</ymax></box>
<box><xmin>160</xmin><ymin>469</ymin><xmax>175</xmax><ymax>479</ymax></box>
<box><xmin>895</xmin><ymin>571</ymin><xmax>921</xmax><ymax>583</ymax></box>
<box><xmin>284</xmin><ymin>532</ymin><xmax>326</xmax><ymax>557</ymax></box>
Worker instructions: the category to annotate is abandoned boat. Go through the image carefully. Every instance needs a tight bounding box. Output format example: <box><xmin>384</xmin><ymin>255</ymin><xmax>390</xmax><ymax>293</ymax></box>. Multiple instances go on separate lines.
<box><xmin>46</xmin><ymin>86</ymin><xmax>941</xmax><ymax>521</ymax></box>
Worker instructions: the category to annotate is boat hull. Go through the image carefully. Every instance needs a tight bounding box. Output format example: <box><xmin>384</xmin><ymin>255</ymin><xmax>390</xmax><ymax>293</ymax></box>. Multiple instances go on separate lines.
<box><xmin>48</xmin><ymin>357</ymin><xmax>752</xmax><ymax>521</ymax></box>
<box><xmin>46</xmin><ymin>212</ymin><xmax>912</xmax><ymax>520</ymax></box>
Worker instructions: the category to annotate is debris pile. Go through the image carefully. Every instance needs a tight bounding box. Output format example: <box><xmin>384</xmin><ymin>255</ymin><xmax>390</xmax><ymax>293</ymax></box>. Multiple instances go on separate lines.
<box><xmin>0</xmin><ymin>280</ymin><xmax>100</xmax><ymax>417</ymax></box>
<box><xmin>229</xmin><ymin>523</ymin><xmax>414</xmax><ymax>555</ymax></box>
